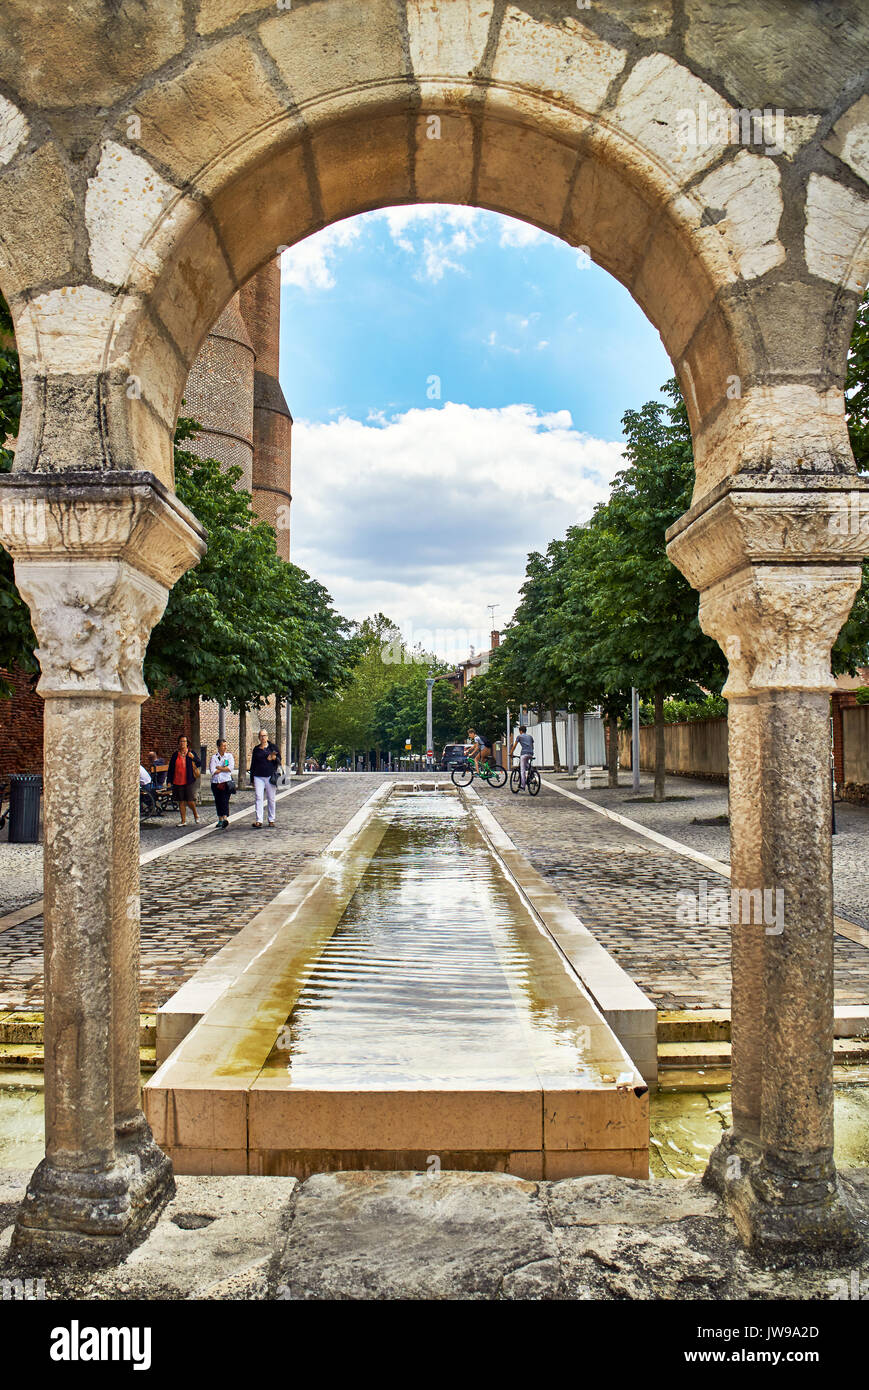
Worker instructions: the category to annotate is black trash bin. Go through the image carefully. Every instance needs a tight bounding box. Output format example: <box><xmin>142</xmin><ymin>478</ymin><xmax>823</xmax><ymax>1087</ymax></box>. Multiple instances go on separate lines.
<box><xmin>8</xmin><ymin>773</ymin><xmax>42</xmax><ymax>843</ymax></box>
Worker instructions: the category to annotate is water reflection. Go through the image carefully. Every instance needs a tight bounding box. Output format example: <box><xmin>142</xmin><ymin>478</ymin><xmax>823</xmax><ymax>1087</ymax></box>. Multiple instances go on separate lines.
<box><xmin>260</xmin><ymin>793</ymin><xmax>607</xmax><ymax>1087</ymax></box>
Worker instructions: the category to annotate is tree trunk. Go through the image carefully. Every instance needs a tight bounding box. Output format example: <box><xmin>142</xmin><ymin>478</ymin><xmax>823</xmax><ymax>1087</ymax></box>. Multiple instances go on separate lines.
<box><xmin>550</xmin><ymin>704</ymin><xmax>561</xmax><ymax>771</ymax></box>
<box><xmin>653</xmin><ymin>685</ymin><xmax>666</xmax><ymax>802</ymax></box>
<box><xmin>350</xmin><ymin>747</ymin><xmax>355</xmax><ymax>772</ymax></box>
<box><xmin>607</xmin><ymin>710</ymin><xmax>619</xmax><ymax>788</ymax></box>
<box><xmin>297</xmin><ymin>700</ymin><xmax>312</xmax><ymax>773</ymax></box>
<box><xmin>238</xmin><ymin>707</ymin><xmax>247</xmax><ymax>787</ymax></box>
<box><xmin>575</xmin><ymin>710</ymin><xmax>585</xmax><ymax>767</ymax></box>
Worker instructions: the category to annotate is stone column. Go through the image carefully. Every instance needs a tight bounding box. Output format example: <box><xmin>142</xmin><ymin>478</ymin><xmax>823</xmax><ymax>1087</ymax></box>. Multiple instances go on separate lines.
<box><xmin>667</xmin><ymin>475</ymin><xmax>868</xmax><ymax>1264</ymax></box>
<box><xmin>0</xmin><ymin>471</ymin><xmax>205</xmax><ymax>1264</ymax></box>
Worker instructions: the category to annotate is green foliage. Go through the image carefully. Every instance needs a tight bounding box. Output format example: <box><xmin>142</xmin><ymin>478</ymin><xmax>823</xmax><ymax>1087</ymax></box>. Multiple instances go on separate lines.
<box><xmin>373</xmin><ymin>669</ymin><xmax>462</xmax><ymax>754</ymax></box>
<box><xmin>638</xmin><ymin>693</ymin><xmax>727</xmax><ymax>725</ymax></box>
<box><xmin>145</xmin><ymin>423</ymin><xmax>312</xmax><ymax>711</ymax></box>
<box><xmin>308</xmin><ymin>614</ymin><xmax>466</xmax><ymax>759</ymax></box>
<box><xmin>856</xmin><ymin>686</ymin><xmax>869</xmax><ymax>705</ymax></box>
<box><xmin>582</xmin><ymin>380</ymin><xmax>725</xmax><ymax>701</ymax></box>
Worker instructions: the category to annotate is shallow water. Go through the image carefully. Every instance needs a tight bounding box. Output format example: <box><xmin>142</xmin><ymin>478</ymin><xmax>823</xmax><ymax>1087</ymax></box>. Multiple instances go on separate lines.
<box><xmin>258</xmin><ymin>792</ymin><xmax>616</xmax><ymax>1088</ymax></box>
<box><xmin>650</xmin><ymin>1087</ymin><xmax>869</xmax><ymax>1178</ymax></box>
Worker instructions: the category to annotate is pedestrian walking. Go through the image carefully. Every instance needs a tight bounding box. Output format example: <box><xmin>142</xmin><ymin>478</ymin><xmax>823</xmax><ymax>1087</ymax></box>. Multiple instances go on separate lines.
<box><xmin>249</xmin><ymin>727</ymin><xmax>282</xmax><ymax>828</ymax></box>
<box><xmin>167</xmin><ymin>735</ymin><xmax>201</xmax><ymax>826</ymax></box>
<box><xmin>209</xmin><ymin>738</ymin><xmax>236</xmax><ymax>829</ymax></box>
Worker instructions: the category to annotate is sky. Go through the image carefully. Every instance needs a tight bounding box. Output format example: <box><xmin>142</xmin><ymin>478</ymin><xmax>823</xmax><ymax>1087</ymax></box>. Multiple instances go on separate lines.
<box><xmin>278</xmin><ymin>205</ymin><xmax>672</xmax><ymax>665</ymax></box>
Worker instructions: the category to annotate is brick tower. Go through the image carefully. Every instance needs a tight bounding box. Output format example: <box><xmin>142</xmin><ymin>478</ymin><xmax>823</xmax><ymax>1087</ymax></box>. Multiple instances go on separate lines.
<box><xmin>239</xmin><ymin>257</ymin><xmax>294</xmax><ymax>562</ymax></box>
<box><xmin>184</xmin><ymin>255</ymin><xmax>293</xmax><ymax>765</ymax></box>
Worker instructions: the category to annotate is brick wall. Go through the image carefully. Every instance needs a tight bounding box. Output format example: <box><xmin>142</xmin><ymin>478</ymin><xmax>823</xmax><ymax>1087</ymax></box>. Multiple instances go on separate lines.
<box><xmin>0</xmin><ymin>666</ymin><xmax>43</xmax><ymax>779</ymax></box>
<box><xmin>140</xmin><ymin>690</ymin><xmax>192</xmax><ymax>764</ymax></box>
<box><xmin>0</xmin><ymin>671</ymin><xmax>196</xmax><ymax>779</ymax></box>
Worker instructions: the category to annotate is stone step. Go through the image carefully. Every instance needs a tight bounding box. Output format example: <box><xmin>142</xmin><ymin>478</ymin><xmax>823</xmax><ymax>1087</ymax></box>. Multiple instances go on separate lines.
<box><xmin>659</xmin><ymin>1063</ymin><xmax>869</xmax><ymax>1091</ymax></box>
<box><xmin>0</xmin><ymin>1042</ymin><xmax>157</xmax><ymax>1073</ymax></box>
<box><xmin>657</xmin><ymin>1010</ymin><xmax>731</xmax><ymax>1042</ymax></box>
<box><xmin>659</xmin><ymin>1037</ymin><xmax>869</xmax><ymax>1070</ymax></box>
<box><xmin>0</xmin><ymin>1012</ymin><xmax>156</xmax><ymax>1047</ymax></box>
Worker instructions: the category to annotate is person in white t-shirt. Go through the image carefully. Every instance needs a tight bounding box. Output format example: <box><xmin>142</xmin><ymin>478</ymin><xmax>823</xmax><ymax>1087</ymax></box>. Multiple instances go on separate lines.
<box><xmin>209</xmin><ymin>738</ymin><xmax>236</xmax><ymax>829</ymax></box>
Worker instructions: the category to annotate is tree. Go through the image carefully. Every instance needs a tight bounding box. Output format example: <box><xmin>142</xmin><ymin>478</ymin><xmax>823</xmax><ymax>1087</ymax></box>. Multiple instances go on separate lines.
<box><xmin>582</xmin><ymin>381</ymin><xmax>725</xmax><ymax>799</ymax></box>
<box><xmin>144</xmin><ymin>423</ymin><xmax>311</xmax><ymax>720</ymax></box>
<box><xmin>373</xmin><ymin>668</ymin><xmax>462</xmax><ymax>758</ymax></box>
<box><xmin>496</xmin><ymin>545</ymin><xmax>571</xmax><ymax>769</ymax></box>
<box><xmin>289</xmin><ymin>574</ymin><xmax>361</xmax><ymax>772</ymax></box>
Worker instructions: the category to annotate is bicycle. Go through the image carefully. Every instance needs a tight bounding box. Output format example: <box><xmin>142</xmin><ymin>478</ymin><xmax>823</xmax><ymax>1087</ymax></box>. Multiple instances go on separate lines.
<box><xmin>510</xmin><ymin>758</ymin><xmax>541</xmax><ymax>796</ymax></box>
<box><xmin>450</xmin><ymin>755</ymin><xmax>507</xmax><ymax>789</ymax></box>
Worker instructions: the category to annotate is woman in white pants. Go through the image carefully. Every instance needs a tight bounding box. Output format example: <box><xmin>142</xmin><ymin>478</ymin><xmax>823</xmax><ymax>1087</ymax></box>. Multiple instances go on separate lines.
<box><xmin>248</xmin><ymin>727</ymin><xmax>282</xmax><ymax>828</ymax></box>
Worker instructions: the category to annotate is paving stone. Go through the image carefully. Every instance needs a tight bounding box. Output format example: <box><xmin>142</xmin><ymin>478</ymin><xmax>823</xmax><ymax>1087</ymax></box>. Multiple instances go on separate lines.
<box><xmin>272</xmin><ymin>1170</ymin><xmax>559</xmax><ymax>1301</ymax></box>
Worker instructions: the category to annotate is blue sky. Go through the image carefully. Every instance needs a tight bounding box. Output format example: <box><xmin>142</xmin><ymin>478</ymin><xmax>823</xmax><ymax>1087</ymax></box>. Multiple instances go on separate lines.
<box><xmin>279</xmin><ymin>206</ymin><xmax>672</xmax><ymax>663</ymax></box>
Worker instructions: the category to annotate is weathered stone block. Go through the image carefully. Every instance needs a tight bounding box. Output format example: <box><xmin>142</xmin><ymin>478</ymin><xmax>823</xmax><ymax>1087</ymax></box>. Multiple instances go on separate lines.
<box><xmin>0</xmin><ymin>0</ymin><xmax>186</xmax><ymax>108</ymax></box>
<box><xmin>209</xmin><ymin>141</ymin><xmax>318</xmax><ymax>287</ymax></box>
<box><xmin>477</xmin><ymin>117</ymin><xmax>577</xmax><ymax>234</ymax></box>
<box><xmin>824</xmin><ymin>95</ymin><xmax>869</xmax><ymax>188</ymax></box>
<box><xmin>684</xmin><ymin>0</ymin><xmax>869</xmax><ymax>110</ymax></box>
<box><xmin>413</xmin><ymin>111</ymin><xmax>476</xmax><ymax>205</ymax></box>
<box><xmin>259</xmin><ymin>0</ymin><xmax>409</xmax><ymax>111</ymax></box>
<box><xmin>406</xmin><ymin>0</ymin><xmax>494</xmax><ymax>79</ymax></box>
<box><xmin>490</xmin><ymin>7</ymin><xmax>625</xmax><ymax>117</ymax></box>
<box><xmin>609</xmin><ymin>53</ymin><xmax>735</xmax><ymax>185</ymax></box>
<box><xmin>804</xmin><ymin>174</ymin><xmax>869</xmax><ymax>294</ymax></box>
<box><xmin>695</xmin><ymin>151</ymin><xmax>784</xmax><ymax>282</ymax></box>
<box><xmin>561</xmin><ymin>156</ymin><xmax>657</xmax><ymax>289</ymax></box>
<box><xmin>0</xmin><ymin>93</ymin><xmax>28</xmax><ymax>167</ymax></box>
<box><xmin>133</xmin><ymin>37</ymin><xmax>288</xmax><ymax>190</ymax></box>
<box><xmin>0</xmin><ymin>144</ymin><xmax>78</xmax><ymax>301</ymax></box>
<box><xmin>311</xmin><ymin>114</ymin><xmax>413</xmax><ymax>225</ymax></box>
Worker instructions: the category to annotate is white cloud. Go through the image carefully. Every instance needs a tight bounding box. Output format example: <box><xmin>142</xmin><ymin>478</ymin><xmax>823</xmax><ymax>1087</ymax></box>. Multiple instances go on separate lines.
<box><xmin>289</xmin><ymin>403</ymin><xmax>624</xmax><ymax>661</ymax></box>
<box><xmin>499</xmin><ymin>219</ymin><xmax>546</xmax><ymax>249</ymax></box>
<box><xmin>279</xmin><ymin>220</ymin><xmax>362</xmax><ymax>291</ymax></box>
<box><xmin>280</xmin><ymin>206</ymin><xmax>563</xmax><ymax>293</ymax></box>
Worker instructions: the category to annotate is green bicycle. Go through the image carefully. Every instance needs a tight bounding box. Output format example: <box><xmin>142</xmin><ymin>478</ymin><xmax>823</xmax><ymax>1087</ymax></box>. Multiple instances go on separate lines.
<box><xmin>451</xmin><ymin>755</ymin><xmax>507</xmax><ymax>789</ymax></box>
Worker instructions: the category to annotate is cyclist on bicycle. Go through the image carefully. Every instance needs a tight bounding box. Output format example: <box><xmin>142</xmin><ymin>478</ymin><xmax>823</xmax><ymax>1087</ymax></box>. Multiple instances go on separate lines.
<box><xmin>511</xmin><ymin>725</ymin><xmax>534</xmax><ymax>789</ymax></box>
<box><xmin>466</xmin><ymin>727</ymin><xmax>490</xmax><ymax>774</ymax></box>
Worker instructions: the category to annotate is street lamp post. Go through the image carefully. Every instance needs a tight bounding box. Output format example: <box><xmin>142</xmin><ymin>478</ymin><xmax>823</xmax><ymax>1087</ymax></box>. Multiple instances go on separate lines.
<box><xmin>425</xmin><ymin>676</ymin><xmax>435</xmax><ymax>768</ymax></box>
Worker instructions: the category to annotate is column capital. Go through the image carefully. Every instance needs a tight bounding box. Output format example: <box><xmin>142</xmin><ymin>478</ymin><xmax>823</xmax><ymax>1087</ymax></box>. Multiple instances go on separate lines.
<box><xmin>667</xmin><ymin>476</ymin><xmax>869</xmax><ymax>697</ymax></box>
<box><xmin>0</xmin><ymin>471</ymin><xmax>206</xmax><ymax>698</ymax></box>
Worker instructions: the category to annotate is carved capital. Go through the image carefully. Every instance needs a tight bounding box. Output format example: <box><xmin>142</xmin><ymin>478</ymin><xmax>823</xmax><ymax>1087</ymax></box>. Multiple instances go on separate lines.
<box><xmin>667</xmin><ymin>477</ymin><xmax>869</xmax><ymax>697</ymax></box>
<box><xmin>0</xmin><ymin>472</ymin><xmax>206</xmax><ymax>698</ymax></box>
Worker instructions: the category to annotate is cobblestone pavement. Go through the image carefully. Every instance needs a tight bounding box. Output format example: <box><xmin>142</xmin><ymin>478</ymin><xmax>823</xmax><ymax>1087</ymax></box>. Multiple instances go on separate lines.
<box><xmin>0</xmin><ymin>775</ymin><xmax>392</xmax><ymax>1012</ymax></box>
<box><xmin>0</xmin><ymin>771</ymin><xmax>866</xmax><ymax>1015</ymax></box>
<box><xmin>483</xmin><ymin>775</ymin><xmax>869</xmax><ymax>1011</ymax></box>
<box><xmin>565</xmin><ymin>771</ymin><xmax>869</xmax><ymax>933</ymax></box>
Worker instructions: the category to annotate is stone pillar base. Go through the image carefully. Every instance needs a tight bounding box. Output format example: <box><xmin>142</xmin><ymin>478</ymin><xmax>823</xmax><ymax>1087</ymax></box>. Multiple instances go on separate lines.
<box><xmin>705</xmin><ymin>1136</ymin><xmax>863</xmax><ymax>1267</ymax></box>
<box><xmin>703</xmin><ymin>1127</ymin><xmax>760</xmax><ymax>1197</ymax></box>
<box><xmin>11</xmin><ymin>1122</ymin><xmax>175</xmax><ymax>1268</ymax></box>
